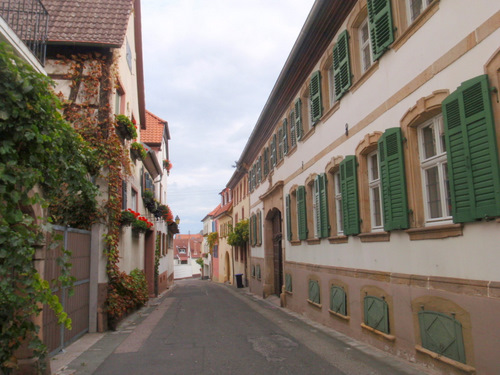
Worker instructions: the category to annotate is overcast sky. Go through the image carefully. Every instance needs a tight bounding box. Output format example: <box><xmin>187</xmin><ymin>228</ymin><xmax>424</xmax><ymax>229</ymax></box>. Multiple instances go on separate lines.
<box><xmin>141</xmin><ymin>0</ymin><xmax>315</xmax><ymax>234</ymax></box>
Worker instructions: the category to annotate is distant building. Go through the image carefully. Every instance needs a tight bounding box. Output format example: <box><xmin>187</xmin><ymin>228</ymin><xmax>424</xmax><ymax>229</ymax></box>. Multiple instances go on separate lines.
<box><xmin>173</xmin><ymin>233</ymin><xmax>203</xmax><ymax>279</ymax></box>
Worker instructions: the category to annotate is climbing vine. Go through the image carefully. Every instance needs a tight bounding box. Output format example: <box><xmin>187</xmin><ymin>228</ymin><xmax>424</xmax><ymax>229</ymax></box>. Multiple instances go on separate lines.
<box><xmin>0</xmin><ymin>43</ymin><xmax>97</xmax><ymax>372</ymax></box>
<box><xmin>54</xmin><ymin>50</ymin><xmax>146</xmax><ymax>327</ymax></box>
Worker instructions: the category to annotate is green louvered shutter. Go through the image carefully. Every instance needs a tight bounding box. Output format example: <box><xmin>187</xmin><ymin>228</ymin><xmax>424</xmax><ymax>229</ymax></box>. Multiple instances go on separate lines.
<box><xmin>378</xmin><ymin>127</ymin><xmax>409</xmax><ymax>231</ymax></box>
<box><xmin>257</xmin><ymin>156</ymin><xmax>262</xmax><ymax>184</ymax></box>
<box><xmin>122</xmin><ymin>180</ymin><xmax>127</xmax><ymax>209</ymax></box>
<box><xmin>310</xmin><ymin>71</ymin><xmax>323</xmax><ymax>124</ymax></box>
<box><xmin>340</xmin><ymin>156</ymin><xmax>360</xmax><ymax>235</ymax></box>
<box><xmin>290</xmin><ymin>110</ymin><xmax>296</xmax><ymax>147</ymax></box>
<box><xmin>367</xmin><ymin>0</ymin><xmax>394</xmax><ymax>61</ymax></box>
<box><xmin>295</xmin><ymin>98</ymin><xmax>303</xmax><ymax>140</ymax></box>
<box><xmin>263</xmin><ymin>147</ymin><xmax>269</xmax><ymax>176</ymax></box>
<box><xmin>257</xmin><ymin>210</ymin><xmax>262</xmax><ymax>245</ymax></box>
<box><xmin>419</xmin><ymin>311</ymin><xmax>466</xmax><ymax>364</ymax></box>
<box><xmin>251</xmin><ymin>214</ymin><xmax>257</xmax><ymax>246</ymax></box>
<box><xmin>308</xmin><ymin>280</ymin><xmax>320</xmax><ymax>304</ymax></box>
<box><xmin>286</xmin><ymin>194</ymin><xmax>292</xmax><ymax>241</ymax></box>
<box><xmin>297</xmin><ymin>185</ymin><xmax>307</xmax><ymax>240</ymax></box>
<box><xmin>333</xmin><ymin>30</ymin><xmax>352</xmax><ymax>100</ymax></box>
<box><xmin>442</xmin><ymin>74</ymin><xmax>500</xmax><ymax>222</ymax></box>
<box><xmin>278</xmin><ymin>127</ymin><xmax>284</xmax><ymax>160</ymax></box>
<box><xmin>271</xmin><ymin>134</ymin><xmax>277</xmax><ymax>168</ymax></box>
<box><xmin>285</xmin><ymin>273</ymin><xmax>292</xmax><ymax>293</ymax></box>
<box><xmin>330</xmin><ymin>286</ymin><xmax>346</xmax><ymax>316</ymax></box>
<box><xmin>318</xmin><ymin>173</ymin><xmax>330</xmax><ymax>238</ymax></box>
<box><xmin>314</xmin><ymin>176</ymin><xmax>321</xmax><ymax>238</ymax></box>
<box><xmin>364</xmin><ymin>296</ymin><xmax>389</xmax><ymax>334</ymax></box>
<box><xmin>283</xmin><ymin>119</ymin><xmax>289</xmax><ymax>155</ymax></box>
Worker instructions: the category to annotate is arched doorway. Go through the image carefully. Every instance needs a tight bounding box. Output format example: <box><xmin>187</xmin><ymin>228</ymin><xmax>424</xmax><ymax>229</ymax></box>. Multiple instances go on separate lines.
<box><xmin>270</xmin><ymin>209</ymin><xmax>283</xmax><ymax>296</ymax></box>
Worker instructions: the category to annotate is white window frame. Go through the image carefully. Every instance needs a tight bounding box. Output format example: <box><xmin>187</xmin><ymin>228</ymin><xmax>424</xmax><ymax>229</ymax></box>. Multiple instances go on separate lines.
<box><xmin>367</xmin><ymin>151</ymin><xmax>383</xmax><ymax>230</ymax></box>
<box><xmin>334</xmin><ymin>172</ymin><xmax>344</xmax><ymax>235</ymax></box>
<box><xmin>328</xmin><ymin>61</ymin><xmax>336</xmax><ymax>107</ymax></box>
<box><xmin>418</xmin><ymin>114</ymin><xmax>452</xmax><ymax>224</ymax></box>
<box><xmin>407</xmin><ymin>0</ymin><xmax>433</xmax><ymax>24</ymax></box>
<box><xmin>359</xmin><ymin>17</ymin><xmax>373</xmax><ymax>74</ymax></box>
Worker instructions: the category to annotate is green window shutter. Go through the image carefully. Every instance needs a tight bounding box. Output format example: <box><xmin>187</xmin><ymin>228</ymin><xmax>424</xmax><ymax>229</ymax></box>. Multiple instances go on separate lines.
<box><xmin>367</xmin><ymin>0</ymin><xmax>394</xmax><ymax>61</ymax></box>
<box><xmin>333</xmin><ymin>30</ymin><xmax>352</xmax><ymax>100</ymax></box>
<box><xmin>308</xmin><ymin>279</ymin><xmax>320</xmax><ymax>304</ymax></box>
<box><xmin>278</xmin><ymin>127</ymin><xmax>284</xmax><ymax>160</ymax></box>
<box><xmin>285</xmin><ymin>273</ymin><xmax>292</xmax><ymax>293</ymax></box>
<box><xmin>290</xmin><ymin>110</ymin><xmax>296</xmax><ymax>147</ymax></box>
<box><xmin>329</xmin><ymin>286</ymin><xmax>346</xmax><ymax>316</ymax></box>
<box><xmin>256</xmin><ymin>264</ymin><xmax>261</xmax><ymax>280</ymax></box>
<box><xmin>257</xmin><ymin>211</ymin><xmax>262</xmax><ymax>245</ymax></box>
<box><xmin>297</xmin><ymin>185</ymin><xmax>308</xmax><ymax>240</ymax></box>
<box><xmin>283</xmin><ymin>119</ymin><xmax>289</xmax><ymax>155</ymax></box>
<box><xmin>310</xmin><ymin>70</ymin><xmax>323</xmax><ymax>124</ymax></box>
<box><xmin>257</xmin><ymin>156</ymin><xmax>262</xmax><ymax>183</ymax></box>
<box><xmin>340</xmin><ymin>156</ymin><xmax>360</xmax><ymax>235</ymax></box>
<box><xmin>295</xmin><ymin>98</ymin><xmax>303</xmax><ymax>141</ymax></box>
<box><xmin>271</xmin><ymin>134</ymin><xmax>277</xmax><ymax>167</ymax></box>
<box><xmin>251</xmin><ymin>214</ymin><xmax>257</xmax><ymax>246</ymax></box>
<box><xmin>286</xmin><ymin>194</ymin><xmax>292</xmax><ymax>241</ymax></box>
<box><xmin>419</xmin><ymin>311</ymin><xmax>466</xmax><ymax>364</ymax></box>
<box><xmin>318</xmin><ymin>173</ymin><xmax>330</xmax><ymax>238</ymax></box>
<box><xmin>378</xmin><ymin>127</ymin><xmax>409</xmax><ymax>231</ymax></box>
<box><xmin>364</xmin><ymin>296</ymin><xmax>389</xmax><ymax>334</ymax></box>
<box><xmin>263</xmin><ymin>147</ymin><xmax>269</xmax><ymax>176</ymax></box>
<box><xmin>314</xmin><ymin>176</ymin><xmax>321</xmax><ymax>238</ymax></box>
<box><xmin>442</xmin><ymin>74</ymin><xmax>500</xmax><ymax>222</ymax></box>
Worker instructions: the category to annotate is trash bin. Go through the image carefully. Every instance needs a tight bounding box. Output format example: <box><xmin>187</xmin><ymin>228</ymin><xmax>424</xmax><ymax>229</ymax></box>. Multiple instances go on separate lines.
<box><xmin>235</xmin><ymin>273</ymin><xmax>244</xmax><ymax>288</ymax></box>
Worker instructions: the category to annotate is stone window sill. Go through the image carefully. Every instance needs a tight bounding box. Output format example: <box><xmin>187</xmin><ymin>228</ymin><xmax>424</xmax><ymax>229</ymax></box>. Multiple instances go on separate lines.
<box><xmin>360</xmin><ymin>323</ymin><xmax>395</xmax><ymax>342</ymax></box>
<box><xmin>307</xmin><ymin>299</ymin><xmax>322</xmax><ymax>309</ymax></box>
<box><xmin>358</xmin><ymin>231</ymin><xmax>390</xmax><ymax>243</ymax></box>
<box><xmin>290</xmin><ymin>240</ymin><xmax>302</xmax><ymax>246</ymax></box>
<box><xmin>306</xmin><ymin>238</ymin><xmax>321</xmax><ymax>245</ymax></box>
<box><xmin>405</xmin><ymin>223</ymin><xmax>463</xmax><ymax>240</ymax></box>
<box><xmin>285</xmin><ymin>290</ymin><xmax>293</xmax><ymax>296</ymax></box>
<box><xmin>329</xmin><ymin>309</ymin><xmax>350</xmax><ymax>321</ymax></box>
<box><xmin>415</xmin><ymin>345</ymin><xmax>475</xmax><ymax>374</ymax></box>
<box><xmin>328</xmin><ymin>235</ymin><xmax>348</xmax><ymax>244</ymax></box>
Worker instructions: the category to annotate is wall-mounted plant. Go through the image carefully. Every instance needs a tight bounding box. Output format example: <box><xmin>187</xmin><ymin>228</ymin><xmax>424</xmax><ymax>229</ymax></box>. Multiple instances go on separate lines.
<box><xmin>119</xmin><ymin>209</ymin><xmax>139</xmax><ymax>226</ymax></box>
<box><xmin>115</xmin><ymin>114</ymin><xmax>137</xmax><ymax>140</ymax></box>
<box><xmin>142</xmin><ymin>190</ymin><xmax>155</xmax><ymax>212</ymax></box>
<box><xmin>130</xmin><ymin>142</ymin><xmax>146</xmax><ymax>160</ymax></box>
<box><xmin>132</xmin><ymin>216</ymin><xmax>153</xmax><ymax>234</ymax></box>
<box><xmin>163</xmin><ymin>159</ymin><xmax>172</xmax><ymax>174</ymax></box>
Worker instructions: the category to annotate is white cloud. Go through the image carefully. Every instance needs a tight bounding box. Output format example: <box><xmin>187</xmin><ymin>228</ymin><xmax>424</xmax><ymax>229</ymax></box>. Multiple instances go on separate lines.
<box><xmin>142</xmin><ymin>0</ymin><xmax>315</xmax><ymax>234</ymax></box>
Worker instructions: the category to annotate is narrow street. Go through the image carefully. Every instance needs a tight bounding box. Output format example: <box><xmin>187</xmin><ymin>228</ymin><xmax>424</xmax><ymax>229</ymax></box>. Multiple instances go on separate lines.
<box><xmin>61</xmin><ymin>279</ymin><xmax>428</xmax><ymax>375</ymax></box>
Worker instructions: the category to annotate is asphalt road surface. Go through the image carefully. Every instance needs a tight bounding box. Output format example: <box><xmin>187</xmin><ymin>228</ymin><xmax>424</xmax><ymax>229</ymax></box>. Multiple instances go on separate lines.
<box><xmin>91</xmin><ymin>279</ymin><xmax>429</xmax><ymax>375</ymax></box>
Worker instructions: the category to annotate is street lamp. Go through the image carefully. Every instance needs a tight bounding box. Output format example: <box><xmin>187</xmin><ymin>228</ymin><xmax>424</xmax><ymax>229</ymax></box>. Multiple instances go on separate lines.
<box><xmin>175</xmin><ymin>215</ymin><xmax>180</xmax><ymax>225</ymax></box>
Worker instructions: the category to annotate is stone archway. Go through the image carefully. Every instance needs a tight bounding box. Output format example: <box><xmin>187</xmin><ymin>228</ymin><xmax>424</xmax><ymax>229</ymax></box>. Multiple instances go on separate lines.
<box><xmin>265</xmin><ymin>208</ymin><xmax>283</xmax><ymax>296</ymax></box>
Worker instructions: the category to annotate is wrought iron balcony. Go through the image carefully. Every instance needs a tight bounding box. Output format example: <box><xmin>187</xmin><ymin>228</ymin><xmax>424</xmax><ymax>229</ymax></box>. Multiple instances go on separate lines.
<box><xmin>0</xmin><ymin>0</ymin><xmax>48</xmax><ymax>65</ymax></box>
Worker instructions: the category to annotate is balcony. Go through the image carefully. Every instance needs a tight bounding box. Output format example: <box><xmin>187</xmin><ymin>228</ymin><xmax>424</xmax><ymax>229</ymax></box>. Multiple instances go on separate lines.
<box><xmin>0</xmin><ymin>0</ymin><xmax>48</xmax><ymax>65</ymax></box>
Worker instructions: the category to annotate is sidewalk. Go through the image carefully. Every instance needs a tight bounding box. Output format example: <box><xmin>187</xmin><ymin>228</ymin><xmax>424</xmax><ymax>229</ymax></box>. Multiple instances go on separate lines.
<box><xmin>49</xmin><ymin>285</ymin><xmax>176</xmax><ymax>375</ymax></box>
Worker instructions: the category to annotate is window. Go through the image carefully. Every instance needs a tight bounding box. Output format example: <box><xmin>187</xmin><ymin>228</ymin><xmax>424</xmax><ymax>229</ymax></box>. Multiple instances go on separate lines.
<box><xmin>286</xmin><ymin>189</ymin><xmax>298</xmax><ymax>242</ymax></box>
<box><xmin>263</xmin><ymin>147</ymin><xmax>269</xmax><ymax>177</ymax></box>
<box><xmin>278</xmin><ymin>126</ymin><xmax>284</xmax><ymax>161</ymax></box>
<box><xmin>418</xmin><ymin>115</ymin><xmax>451</xmax><ymax>223</ymax></box>
<box><xmin>131</xmin><ymin>188</ymin><xmax>138</xmax><ymax>212</ymax></box>
<box><xmin>364</xmin><ymin>296</ymin><xmax>389</xmax><ymax>334</ymax></box>
<box><xmin>270</xmin><ymin>134</ymin><xmax>277</xmax><ymax>169</ymax></box>
<box><xmin>256</xmin><ymin>264</ymin><xmax>261</xmax><ymax>280</ymax></box>
<box><xmin>327</xmin><ymin>60</ymin><xmax>336</xmax><ymax>107</ymax></box>
<box><xmin>121</xmin><ymin>180</ymin><xmax>127</xmax><ymax>210</ymax></box>
<box><xmin>115</xmin><ymin>85</ymin><xmax>125</xmax><ymax>115</ymax></box>
<box><xmin>308</xmin><ymin>279</ymin><xmax>320</xmax><ymax>305</ymax></box>
<box><xmin>179</xmin><ymin>248</ymin><xmax>186</xmax><ymax>254</ymax></box>
<box><xmin>359</xmin><ymin>17</ymin><xmax>373</xmax><ymax>74</ymax></box>
<box><xmin>294</xmin><ymin>98</ymin><xmax>304</xmax><ymax>141</ymax></box>
<box><xmin>367</xmin><ymin>151</ymin><xmax>383</xmax><ymax>230</ymax></box>
<box><xmin>282</xmin><ymin>119</ymin><xmax>289</xmax><ymax>156</ymax></box>
<box><xmin>334</xmin><ymin>172</ymin><xmax>344</xmax><ymax>235</ymax></box>
<box><xmin>418</xmin><ymin>310</ymin><xmax>466</xmax><ymax>364</ymax></box>
<box><xmin>407</xmin><ymin>0</ymin><xmax>434</xmax><ymax>23</ymax></box>
<box><xmin>329</xmin><ymin>285</ymin><xmax>347</xmax><ymax>316</ymax></box>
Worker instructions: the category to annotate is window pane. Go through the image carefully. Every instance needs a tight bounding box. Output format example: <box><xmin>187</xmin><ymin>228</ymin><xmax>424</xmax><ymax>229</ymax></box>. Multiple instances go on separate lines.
<box><xmin>410</xmin><ymin>0</ymin><xmax>423</xmax><ymax>22</ymax></box>
<box><xmin>443</xmin><ymin>163</ymin><xmax>451</xmax><ymax>217</ymax></box>
<box><xmin>372</xmin><ymin>186</ymin><xmax>382</xmax><ymax>227</ymax></box>
<box><xmin>422</xmin><ymin>124</ymin><xmax>436</xmax><ymax>159</ymax></box>
<box><xmin>426</xmin><ymin>167</ymin><xmax>442</xmax><ymax>218</ymax></box>
<box><xmin>370</xmin><ymin>153</ymin><xmax>379</xmax><ymax>180</ymax></box>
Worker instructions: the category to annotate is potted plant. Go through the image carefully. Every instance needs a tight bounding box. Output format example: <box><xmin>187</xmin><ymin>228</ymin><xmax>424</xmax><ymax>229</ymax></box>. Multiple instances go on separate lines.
<box><xmin>120</xmin><ymin>209</ymin><xmax>139</xmax><ymax>226</ymax></box>
<box><xmin>163</xmin><ymin>159</ymin><xmax>172</xmax><ymax>174</ymax></box>
<box><xmin>132</xmin><ymin>216</ymin><xmax>153</xmax><ymax>234</ymax></box>
<box><xmin>115</xmin><ymin>114</ymin><xmax>137</xmax><ymax>140</ymax></box>
<box><xmin>130</xmin><ymin>142</ymin><xmax>147</xmax><ymax>160</ymax></box>
<box><xmin>142</xmin><ymin>190</ymin><xmax>156</xmax><ymax>211</ymax></box>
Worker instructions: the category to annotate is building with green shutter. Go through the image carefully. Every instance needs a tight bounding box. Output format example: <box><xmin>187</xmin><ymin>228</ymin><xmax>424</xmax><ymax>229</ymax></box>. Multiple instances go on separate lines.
<box><xmin>228</xmin><ymin>1</ymin><xmax>500</xmax><ymax>374</ymax></box>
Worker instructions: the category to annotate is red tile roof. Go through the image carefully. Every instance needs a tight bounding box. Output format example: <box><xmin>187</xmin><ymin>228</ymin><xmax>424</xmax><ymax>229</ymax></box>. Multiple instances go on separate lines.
<box><xmin>143</xmin><ymin>110</ymin><xmax>167</xmax><ymax>145</ymax></box>
<box><xmin>42</xmin><ymin>0</ymin><xmax>133</xmax><ymax>46</ymax></box>
<box><xmin>212</xmin><ymin>201</ymin><xmax>232</xmax><ymax>218</ymax></box>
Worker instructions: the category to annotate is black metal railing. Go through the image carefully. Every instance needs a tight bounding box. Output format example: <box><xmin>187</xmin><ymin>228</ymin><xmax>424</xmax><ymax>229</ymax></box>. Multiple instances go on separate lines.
<box><xmin>0</xmin><ymin>0</ymin><xmax>48</xmax><ymax>65</ymax></box>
